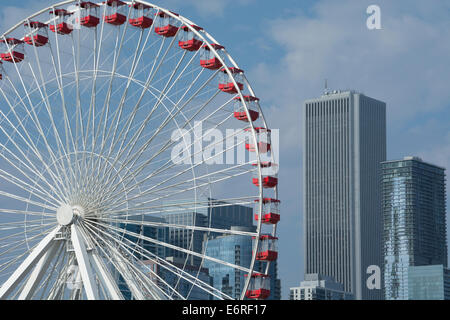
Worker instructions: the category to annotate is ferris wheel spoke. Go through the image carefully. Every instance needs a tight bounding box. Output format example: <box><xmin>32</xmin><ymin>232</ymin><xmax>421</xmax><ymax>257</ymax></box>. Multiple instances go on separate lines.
<box><xmin>85</xmin><ymin>8</ymin><xmax>106</xmax><ymax>156</ymax></box>
<box><xmin>104</xmin><ymin>42</ymin><xmax>187</xmax><ymax>167</ymax></box>
<box><xmin>0</xmin><ymin>142</ymin><xmax>66</xmax><ymax>204</ymax></box>
<box><xmin>82</xmin><ymin>222</ymin><xmax>165</xmax><ymax>300</ymax></box>
<box><xmin>118</xmin><ymin>66</ymin><xmax>211</xmax><ymax>169</ymax></box>
<box><xmin>17</xmin><ymin>239</ymin><xmax>62</xmax><ymax>300</ymax></box>
<box><xmin>120</xmin><ymin>72</ymin><xmax>215</xmax><ymax>175</ymax></box>
<box><xmin>103</xmin><ymin>196</ymin><xmax>256</xmax><ymax>217</ymax></box>
<box><xmin>92</xmin><ymin>30</ymin><xmax>150</xmax><ymax>185</ymax></box>
<box><xmin>0</xmin><ymin>169</ymin><xmax>61</xmax><ymax>208</ymax></box>
<box><xmin>88</xmin><ymin>219</ymin><xmax>251</xmax><ymax>274</ymax></box>
<box><xmin>105</xmin><ymin>160</ymin><xmax>253</xmax><ymax>212</ymax></box>
<box><xmin>91</xmin><ymin>34</ymin><xmax>171</xmax><ymax>175</ymax></box>
<box><xmin>102</xmin><ymin>69</ymin><xmax>217</xmax><ymax>191</ymax></box>
<box><xmin>85</xmin><ymin>32</ymin><xmax>138</xmax><ymax>190</ymax></box>
<box><xmin>0</xmin><ymin>85</ymin><xmax>70</xmax><ymax>200</ymax></box>
<box><xmin>0</xmin><ymin>222</ymin><xmax>56</xmax><ymax>244</ymax></box>
<box><xmin>83</xmin><ymin>220</ymin><xmax>220</xmax><ymax>300</ymax></box>
<box><xmin>0</xmin><ymin>190</ymin><xmax>57</xmax><ymax>211</ymax></box>
<box><xmin>97</xmin><ymin>15</ymin><xmax>132</xmax><ymax>157</ymax></box>
<box><xmin>0</xmin><ymin>225</ymin><xmax>61</xmax><ymax>299</ymax></box>
<box><xmin>102</xmin><ymin>107</ymin><xmax>240</xmax><ymax>200</ymax></box>
<box><xmin>47</xmin><ymin>17</ymin><xmax>79</xmax><ymax>190</ymax></box>
<box><xmin>0</xmin><ymin>208</ymin><xmax>55</xmax><ymax>219</ymax></box>
<box><xmin>69</xmin><ymin>32</ymin><xmax>84</xmax><ymax>184</ymax></box>
<box><xmin>0</xmin><ymin>224</ymin><xmax>56</xmax><ymax>262</ymax></box>
<box><xmin>96</xmin><ymin>216</ymin><xmax>257</xmax><ymax>237</ymax></box>
<box><xmin>95</xmin><ymin>54</ymin><xmax>199</xmax><ymax>189</ymax></box>
<box><xmin>82</xmin><ymin>222</ymin><xmax>170</xmax><ymax>300</ymax></box>
<box><xmin>33</xmin><ymin>239</ymin><xmax>66</xmax><ymax>300</ymax></box>
<box><xmin>23</xmin><ymin>34</ymin><xmax>74</xmax><ymax>193</ymax></box>
<box><xmin>105</xmin><ymin>166</ymin><xmax>254</xmax><ymax>214</ymax></box>
<box><xmin>105</xmin><ymin>89</ymin><xmax>234</xmax><ymax>193</ymax></box>
<box><xmin>97</xmin><ymin>50</ymin><xmax>189</xmax><ymax>191</ymax></box>
<box><xmin>81</xmin><ymin>225</ymin><xmax>149</xmax><ymax>300</ymax></box>
<box><xmin>74</xmin><ymin>222</ymin><xmax>124</xmax><ymax>300</ymax></box>
<box><xmin>46</xmin><ymin>253</ymin><xmax>75</xmax><ymax>300</ymax></box>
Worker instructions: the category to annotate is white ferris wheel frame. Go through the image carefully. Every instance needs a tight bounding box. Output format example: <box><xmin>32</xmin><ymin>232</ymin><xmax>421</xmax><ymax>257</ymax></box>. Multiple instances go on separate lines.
<box><xmin>0</xmin><ymin>0</ymin><xmax>279</xmax><ymax>300</ymax></box>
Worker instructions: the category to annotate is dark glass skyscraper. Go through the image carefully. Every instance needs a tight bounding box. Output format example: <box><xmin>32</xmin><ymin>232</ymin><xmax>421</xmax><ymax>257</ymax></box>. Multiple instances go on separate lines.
<box><xmin>382</xmin><ymin>156</ymin><xmax>447</xmax><ymax>300</ymax></box>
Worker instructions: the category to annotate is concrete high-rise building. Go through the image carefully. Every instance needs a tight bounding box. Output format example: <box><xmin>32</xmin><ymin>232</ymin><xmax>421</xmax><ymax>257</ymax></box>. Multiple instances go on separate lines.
<box><xmin>289</xmin><ymin>273</ymin><xmax>354</xmax><ymax>300</ymax></box>
<box><xmin>382</xmin><ymin>157</ymin><xmax>447</xmax><ymax>300</ymax></box>
<box><xmin>302</xmin><ymin>90</ymin><xmax>386</xmax><ymax>300</ymax></box>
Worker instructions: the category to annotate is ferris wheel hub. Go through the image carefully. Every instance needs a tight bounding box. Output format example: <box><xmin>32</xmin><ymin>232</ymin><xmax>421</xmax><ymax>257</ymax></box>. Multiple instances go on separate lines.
<box><xmin>56</xmin><ymin>204</ymin><xmax>85</xmax><ymax>226</ymax></box>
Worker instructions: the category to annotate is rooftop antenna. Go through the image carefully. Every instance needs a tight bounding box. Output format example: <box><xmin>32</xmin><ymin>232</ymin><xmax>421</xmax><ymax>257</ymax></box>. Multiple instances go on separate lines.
<box><xmin>324</xmin><ymin>79</ymin><xmax>329</xmax><ymax>95</ymax></box>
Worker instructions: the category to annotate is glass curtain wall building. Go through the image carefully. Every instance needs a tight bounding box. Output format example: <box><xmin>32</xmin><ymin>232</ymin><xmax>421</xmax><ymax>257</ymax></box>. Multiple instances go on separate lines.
<box><xmin>204</xmin><ymin>230</ymin><xmax>253</xmax><ymax>299</ymax></box>
<box><xmin>117</xmin><ymin>215</ymin><xmax>169</xmax><ymax>299</ymax></box>
<box><xmin>302</xmin><ymin>90</ymin><xmax>386</xmax><ymax>299</ymax></box>
<box><xmin>204</xmin><ymin>229</ymin><xmax>281</xmax><ymax>300</ymax></box>
<box><xmin>382</xmin><ymin>157</ymin><xmax>447</xmax><ymax>300</ymax></box>
<box><xmin>408</xmin><ymin>265</ymin><xmax>450</xmax><ymax>300</ymax></box>
<box><xmin>139</xmin><ymin>258</ymin><xmax>213</xmax><ymax>300</ymax></box>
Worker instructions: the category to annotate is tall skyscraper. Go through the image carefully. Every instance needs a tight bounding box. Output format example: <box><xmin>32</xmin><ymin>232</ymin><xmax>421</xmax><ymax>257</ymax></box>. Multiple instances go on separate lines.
<box><xmin>382</xmin><ymin>157</ymin><xmax>447</xmax><ymax>300</ymax></box>
<box><xmin>302</xmin><ymin>90</ymin><xmax>386</xmax><ymax>300</ymax></box>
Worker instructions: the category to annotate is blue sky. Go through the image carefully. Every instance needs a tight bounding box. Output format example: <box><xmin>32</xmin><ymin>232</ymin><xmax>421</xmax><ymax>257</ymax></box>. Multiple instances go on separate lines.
<box><xmin>1</xmin><ymin>0</ymin><xmax>450</xmax><ymax>299</ymax></box>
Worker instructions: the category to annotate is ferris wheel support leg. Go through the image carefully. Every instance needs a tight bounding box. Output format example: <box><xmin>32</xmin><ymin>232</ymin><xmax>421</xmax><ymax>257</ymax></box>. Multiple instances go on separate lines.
<box><xmin>88</xmin><ymin>250</ymin><xmax>124</xmax><ymax>300</ymax></box>
<box><xmin>69</xmin><ymin>270</ymin><xmax>83</xmax><ymax>300</ymax></box>
<box><xmin>107</xmin><ymin>245</ymin><xmax>145</xmax><ymax>300</ymax></box>
<box><xmin>0</xmin><ymin>226</ymin><xmax>61</xmax><ymax>299</ymax></box>
<box><xmin>70</xmin><ymin>224</ymin><xmax>99</xmax><ymax>300</ymax></box>
<box><xmin>18</xmin><ymin>241</ymin><xmax>61</xmax><ymax>300</ymax></box>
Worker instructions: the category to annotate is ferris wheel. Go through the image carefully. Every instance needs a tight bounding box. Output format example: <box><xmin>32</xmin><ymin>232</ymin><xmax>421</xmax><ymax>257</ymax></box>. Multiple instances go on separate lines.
<box><xmin>0</xmin><ymin>0</ymin><xmax>280</xmax><ymax>300</ymax></box>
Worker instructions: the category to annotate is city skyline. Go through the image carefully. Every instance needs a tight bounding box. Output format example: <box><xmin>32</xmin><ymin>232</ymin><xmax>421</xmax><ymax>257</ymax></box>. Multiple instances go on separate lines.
<box><xmin>0</xmin><ymin>0</ymin><xmax>449</xmax><ymax>300</ymax></box>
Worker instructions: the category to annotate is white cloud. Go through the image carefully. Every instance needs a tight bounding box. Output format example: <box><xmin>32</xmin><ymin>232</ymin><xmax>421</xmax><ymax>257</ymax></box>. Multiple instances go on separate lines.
<box><xmin>246</xmin><ymin>0</ymin><xmax>450</xmax><ymax>175</ymax></box>
<box><xmin>161</xmin><ymin>0</ymin><xmax>256</xmax><ymax>17</ymax></box>
<box><xmin>251</xmin><ymin>0</ymin><xmax>450</xmax><ymax>122</ymax></box>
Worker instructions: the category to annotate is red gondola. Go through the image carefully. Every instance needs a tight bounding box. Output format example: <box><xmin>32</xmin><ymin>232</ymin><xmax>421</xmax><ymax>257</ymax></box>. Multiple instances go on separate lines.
<box><xmin>200</xmin><ymin>44</ymin><xmax>224</xmax><ymax>70</ymax></box>
<box><xmin>0</xmin><ymin>38</ymin><xmax>25</xmax><ymax>63</ymax></box>
<box><xmin>178</xmin><ymin>25</ymin><xmax>203</xmax><ymax>51</ymax></box>
<box><xmin>129</xmin><ymin>3</ymin><xmax>153</xmax><ymax>29</ymax></box>
<box><xmin>244</xmin><ymin>127</ymin><xmax>271</xmax><ymax>153</ymax></box>
<box><xmin>255</xmin><ymin>198</ymin><xmax>280</xmax><ymax>225</ymax></box>
<box><xmin>219</xmin><ymin>67</ymin><xmax>244</xmax><ymax>94</ymax></box>
<box><xmin>78</xmin><ymin>2</ymin><xmax>100</xmax><ymax>28</ymax></box>
<box><xmin>233</xmin><ymin>95</ymin><xmax>259</xmax><ymax>122</ymax></box>
<box><xmin>245</xmin><ymin>273</ymin><xmax>271</xmax><ymax>300</ymax></box>
<box><xmin>0</xmin><ymin>61</ymin><xmax>4</xmax><ymax>80</ymax></box>
<box><xmin>24</xmin><ymin>21</ymin><xmax>49</xmax><ymax>47</ymax></box>
<box><xmin>104</xmin><ymin>0</ymin><xmax>127</xmax><ymax>26</ymax></box>
<box><xmin>49</xmin><ymin>9</ymin><xmax>73</xmax><ymax>35</ymax></box>
<box><xmin>252</xmin><ymin>162</ymin><xmax>278</xmax><ymax>189</ymax></box>
<box><xmin>253</xmin><ymin>235</ymin><xmax>278</xmax><ymax>261</ymax></box>
<box><xmin>155</xmin><ymin>11</ymin><xmax>179</xmax><ymax>37</ymax></box>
